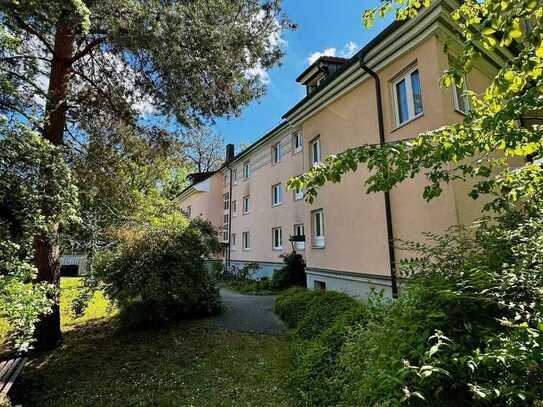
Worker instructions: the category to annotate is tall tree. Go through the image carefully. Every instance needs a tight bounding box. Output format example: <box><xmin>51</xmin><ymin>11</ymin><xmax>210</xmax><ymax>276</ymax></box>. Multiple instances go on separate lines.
<box><xmin>181</xmin><ymin>126</ymin><xmax>225</xmax><ymax>172</ymax></box>
<box><xmin>1</xmin><ymin>0</ymin><xmax>292</xmax><ymax>349</ymax></box>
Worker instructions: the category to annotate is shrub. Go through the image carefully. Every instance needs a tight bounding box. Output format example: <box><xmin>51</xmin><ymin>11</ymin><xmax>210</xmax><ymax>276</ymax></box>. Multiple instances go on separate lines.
<box><xmin>274</xmin><ymin>287</ymin><xmax>318</xmax><ymax>328</ymax></box>
<box><xmin>226</xmin><ymin>277</ymin><xmax>276</xmax><ymax>295</ymax></box>
<box><xmin>288</xmin><ymin>306</ymin><xmax>368</xmax><ymax>406</ymax></box>
<box><xmin>96</xmin><ymin>218</ymin><xmax>221</xmax><ymax>330</ymax></box>
<box><xmin>275</xmin><ymin>287</ymin><xmax>369</xmax><ymax>406</ymax></box>
<box><xmin>292</xmin><ymin>290</ymin><xmax>366</xmax><ymax>341</ymax></box>
<box><xmin>271</xmin><ymin>252</ymin><xmax>306</xmax><ymax>290</ymax></box>
<box><xmin>336</xmin><ymin>212</ymin><xmax>543</xmax><ymax>406</ymax></box>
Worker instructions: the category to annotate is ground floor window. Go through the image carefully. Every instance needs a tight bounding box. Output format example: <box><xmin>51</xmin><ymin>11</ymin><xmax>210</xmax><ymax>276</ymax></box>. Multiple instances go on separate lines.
<box><xmin>242</xmin><ymin>231</ymin><xmax>251</xmax><ymax>250</ymax></box>
<box><xmin>312</xmin><ymin>209</ymin><xmax>325</xmax><ymax>248</ymax></box>
<box><xmin>272</xmin><ymin>227</ymin><xmax>283</xmax><ymax>250</ymax></box>
<box><xmin>314</xmin><ymin>280</ymin><xmax>326</xmax><ymax>291</ymax></box>
<box><xmin>293</xmin><ymin>224</ymin><xmax>305</xmax><ymax>250</ymax></box>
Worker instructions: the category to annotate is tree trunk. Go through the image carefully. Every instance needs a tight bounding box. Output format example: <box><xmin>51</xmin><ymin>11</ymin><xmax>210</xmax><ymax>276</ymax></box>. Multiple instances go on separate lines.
<box><xmin>34</xmin><ymin>23</ymin><xmax>74</xmax><ymax>351</ymax></box>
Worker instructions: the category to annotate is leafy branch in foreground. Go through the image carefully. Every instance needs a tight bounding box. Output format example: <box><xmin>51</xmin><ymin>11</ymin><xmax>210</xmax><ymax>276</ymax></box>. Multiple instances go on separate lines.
<box><xmin>288</xmin><ymin>0</ymin><xmax>543</xmax><ymax>213</ymax></box>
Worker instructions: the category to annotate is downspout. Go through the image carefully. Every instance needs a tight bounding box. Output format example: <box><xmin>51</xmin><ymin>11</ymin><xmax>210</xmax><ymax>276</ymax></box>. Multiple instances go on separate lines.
<box><xmin>359</xmin><ymin>57</ymin><xmax>399</xmax><ymax>298</ymax></box>
<box><xmin>227</xmin><ymin>166</ymin><xmax>233</xmax><ymax>270</ymax></box>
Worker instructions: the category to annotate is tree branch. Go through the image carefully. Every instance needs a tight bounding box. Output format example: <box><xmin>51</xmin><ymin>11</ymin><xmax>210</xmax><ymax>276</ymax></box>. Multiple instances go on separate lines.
<box><xmin>12</xmin><ymin>13</ymin><xmax>56</xmax><ymax>57</ymax></box>
<box><xmin>70</xmin><ymin>37</ymin><xmax>105</xmax><ymax>63</ymax></box>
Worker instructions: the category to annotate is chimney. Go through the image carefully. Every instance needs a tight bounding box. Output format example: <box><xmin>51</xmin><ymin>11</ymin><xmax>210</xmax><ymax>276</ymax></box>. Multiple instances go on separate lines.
<box><xmin>225</xmin><ymin>143</ymin><xmax>235</xmax><ymax>162</ymax></box>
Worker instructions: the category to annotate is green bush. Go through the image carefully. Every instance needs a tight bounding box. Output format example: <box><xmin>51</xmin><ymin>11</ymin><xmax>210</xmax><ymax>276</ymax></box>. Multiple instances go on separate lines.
<box><xmin>275</xmin><ymin>287</ymin><xmax>369</xmax><ymax>406</ymax></box>
<box><xmin>292</xmin><ymin>290</ymin><xmax>366</xmax><ymax>341</ymax></box>
<box><xmin>96</xmin><ymin>218</ymin><xmax>221</xmax><ymax>330</ymax></box>
<box><xmin>271</xmin><ymin>252</ymin><xmax>306</xmax><ymax>290</ymax></box>
<box><xmin>274</xmin><ymin>287</ymin><xmax>318</xmax><ymax>328</ymax></box>
<box><xmin>336</xmin><ymin>212</ymin><xmax>543</xmax><ymax>406</ymax></box>
<box><xmin>226</xmin><ymin>277</ymin><xmax>276</xmax><ymax>295</ymax></box>
<box><xmin>288</xmin><ymin>306</ymin><xmax>368</xmax><ymax>406</ymax></box>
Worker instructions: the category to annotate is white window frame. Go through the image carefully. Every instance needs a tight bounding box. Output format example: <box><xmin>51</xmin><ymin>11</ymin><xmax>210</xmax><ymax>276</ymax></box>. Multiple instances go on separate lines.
<box><xmin>242</xmin><ymin>195</ymin><xmax>250</xmax><ymax>214</ymax></box>
<box><xmin>272</xmin><ymin>183</ymin><xmax>283</xmax><ymax>207</ymax></box>
<box><xmin>271</xmin><ymin>142</ymin><xmax>281</xmax><ymax>165</ymax></box>
<box><xmin>292</xmin><ymin>131</ymin><xmax>303</xmax><ymax>154</ymax></box>
<box><xmin>293</xmin><ymin>176</ymin><xmax>304</xmax><ymax>201</ymax></box>
<box><xmin>312</xmin><ymin>209</ymin><xmax>325</xmax><ymax>248</ymax></box>
<box><xmin>243</xmin><ymin>161</ymin><xmax>251</xmax><ymax>179</ymax></box>
<box><xmin>232</xmin><ymin>200</ymin><xmax>237</xmax><ymax>217</ymax></box>
<box><xmin>231</xmin><ymin>233</ymin><xmax>236</xmax><ymax>250</ymax></box>
<box><xmin>233</xmin><ymin>168</ymin><xmax>238</xmax><ymax>185</ymax></box>
<box><xmin>310</xmin><ymin>137</ymin><xmax>321</xmax><ymax>166</ymax></box>
<box><xmin>242</xmin><ymin>231</ymin><xmax>251</xmax><ymax>250</ymax></box>
<box><xmin>223</xmin><ymin>173</ymin><xmax>228</xmax><ymax>186</ymax></box>
<box><xmin>223</xmin><ymin>193</ymin><xmax>229</xmax><ymax>211</ymax></box>
<box><xmin>392</xmin><ymin>65</ymin><xmax>423</xmax><ymax>127</ymax></box>
<box><xmin>272</xmin><ymin>227</ymin><xmax>283</xmax><ymax>251</ymax></box>
<box><xmin>294</xmin><ymin>224</ymin><xmax>305</xmax><ymax>251</ymax></box>
<box><xmin>185</xmin><ymin>206</ymin><xmax>191</xmax><ymax>218</ymax></box>
<box><xmin>453</xmin><ymin>76</ymin><xmax>471</xmax><ymax>115</ymax></box>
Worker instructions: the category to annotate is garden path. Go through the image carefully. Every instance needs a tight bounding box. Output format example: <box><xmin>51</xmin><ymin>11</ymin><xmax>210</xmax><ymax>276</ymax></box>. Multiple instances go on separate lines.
<box><xmin>202</xmin><ymin>287</ymin><xmax>286</xmax><ymax>335</ymax></box>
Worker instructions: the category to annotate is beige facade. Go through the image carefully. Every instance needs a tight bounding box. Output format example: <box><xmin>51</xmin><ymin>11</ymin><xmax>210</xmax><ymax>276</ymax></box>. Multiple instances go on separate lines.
<box><xmin>178</xmin><ymin>0</ymin><xmax>510</xmax><ymax>298</ymax></box>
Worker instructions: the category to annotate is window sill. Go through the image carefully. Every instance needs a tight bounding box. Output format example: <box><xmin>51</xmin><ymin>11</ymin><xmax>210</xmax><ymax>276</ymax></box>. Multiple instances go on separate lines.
<box><xmin>312</xmin><ymin>245</ymin><xmax>326</xmax><ymax>249</ymax></box>
<box><xmin>454</xmin><ymin>108</ymin><xmax>470</xmax><ymax>116</ymax></box>
<box><xmin>292</xmin><ymin>148</ymin><xmax>303</xmax><ymax>155</ymax></box>
<box><xmin>273</xmin><ymin>247</ymin><xmax>283</xmax><ymax>251</ymax></box>
<box><xmin>243</xmin><ymin>212</ymin><xmax>250</xmax><ymax>215</ymax></box>
<box><xmin>272</xmin><ymin>203</ymin><xmax>282</xmax><ymax>208</ymax></box>
<box><xmin>242</xmin><ymin>248</ymin><xmax>250</xmax><ymax>251</ymax></box>
<box><xmin>391</xmin><ymin>112</ymin><xmax>424</xmax><ymax>133</ymax></box>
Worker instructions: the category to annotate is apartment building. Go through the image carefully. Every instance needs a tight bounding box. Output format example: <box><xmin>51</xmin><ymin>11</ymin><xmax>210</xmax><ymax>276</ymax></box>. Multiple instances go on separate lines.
<box><xmin>177</xmin><ymin>0</ymin><xmax>510</xmax><ymax>299</ymax></box>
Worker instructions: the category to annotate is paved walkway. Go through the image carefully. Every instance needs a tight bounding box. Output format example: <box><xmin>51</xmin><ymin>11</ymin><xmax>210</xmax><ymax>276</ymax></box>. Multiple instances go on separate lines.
<box><xmin>202</xmin><ymin>287</ymin><xmax>286</xmax><ymax>336</ymax></box>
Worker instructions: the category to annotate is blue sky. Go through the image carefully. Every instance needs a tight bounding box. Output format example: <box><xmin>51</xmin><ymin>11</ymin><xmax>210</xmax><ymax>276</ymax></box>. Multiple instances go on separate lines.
<box><xmin>213</xmin><ymin>0</ymin><xmax>394</xmax><ymax>150</ymax></box>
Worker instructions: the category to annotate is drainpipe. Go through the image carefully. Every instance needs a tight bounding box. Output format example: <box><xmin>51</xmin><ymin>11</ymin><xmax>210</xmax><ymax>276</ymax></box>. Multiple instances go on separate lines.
<box><xmin>359</xmin><ymin>57</ymin><xmax>399</xmax><ymax>298</ymax></box>
<box><xmin>224</xmin><ymin>144</ymin><xmax>235</xmax><ymax>271</ymax></box>
<box><xmin>227</xmin><ymin>166</ymin><xmax>233</xmax><ymax>270</ymax></box>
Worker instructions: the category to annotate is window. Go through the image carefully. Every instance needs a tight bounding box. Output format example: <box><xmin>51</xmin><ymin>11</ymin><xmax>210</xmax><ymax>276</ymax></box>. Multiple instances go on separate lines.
<box><xmin>223</xmin><ymin>193</ymin><xmax>229</xmax><ymax>211</ymax></box>
<box><xmin>292</xmin><ymin>131</ymin><xmax>303</xmax><ymax>154</ymax></box>
<box><xmin>272</xmin><ymin>227</ymin><xmax>283</xmax><ymax>250</ymax></box>
<box><xmin>231</xmin><ymin>233</ymin><xmax>236</xmax><ymax>250</ymax></box>
<box><xmin>243</xmin><ymin>195</ymin><xmax>250</xmax><ymax>214</ymax></box>
<box><xmin>453</xmin><ymin>76</ymin><xmax>471</xmax><ymax>114</ymax></box>
<box><xmin>393</xmin><ymin>66</ymin><xmax>423</xmax><ymax>126</ymax></box>
<box><xmin>314</xmin><ymin>281</ymin><xmax>326</xmax><ymax>291</ymax></box>
<box><xmin>294</xmin><ymin>224</ymin><xmax>305</xmax><ymax>251</ymax></box>
<box><xmin>243</xmin><ymin>161</ymin><xmax>251</xmax><ymax>179</ymax></box>
<box><xmin>232</xmin><ymin>200</ymin><xmax>237</xmax><ymax>217</ymax></box>
<box><xmin>185</xmin><ymin>206</ymin><xmax>191</xmax><ymax>218</ymax></box>
<box><xmin>223</xmin><ymin>173</ymin><xmax>228</xmax><ymax>186</ymax></box>
<box><xmin>310</xmin><ymin>137</ymin><xmax>321</xmax><ymax>166</ymax></box>
<box><xmin>242</xmin><ymin>231</ymin><xmax>250</xmax><ymax>250</ymax></box>
<box><xmin>312</xmin><ymin>209</ymin><xmax>325</xmax><ymax>248</ymax></box>
<box><xmin>272</xmin><ymin>183</ymin><xmax>283</xmax><ymax>206</ymax></box>
<box><xmin>271</xmin><ymin>142</ymin><xmax>281</xmax><ymax>165</ymax></box>
<box><xmin>293</xmin><ymin>177</ymin><xmax>304</xmax><ymax>201</ymax></box>
<box><xmin>223</xmin><ymin>213</ymin><xmax>229</xmax><ymax>241</ymax></box>
<box><xmin>233</xmin><ymin>169</ymin><xmax>238</xmax><ymax>184</ymax></box>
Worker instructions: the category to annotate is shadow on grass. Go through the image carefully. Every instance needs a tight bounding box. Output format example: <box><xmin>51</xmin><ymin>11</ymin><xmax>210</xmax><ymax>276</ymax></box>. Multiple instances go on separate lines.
<box><xmin>12</xmin><ymin>316</ymin><xmax>292</xmax><ymax>407</ymax></box>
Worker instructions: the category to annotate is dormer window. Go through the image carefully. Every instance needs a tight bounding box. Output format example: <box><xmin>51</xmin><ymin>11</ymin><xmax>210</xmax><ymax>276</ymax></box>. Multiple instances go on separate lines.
<box><xmin>296</xmin><ymin>56</ymin><xmax>348</xmax><ymax>96</ymax></box>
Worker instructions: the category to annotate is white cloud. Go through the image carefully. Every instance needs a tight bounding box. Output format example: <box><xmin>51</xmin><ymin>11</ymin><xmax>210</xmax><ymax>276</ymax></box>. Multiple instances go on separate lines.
<box><xmin>344</xmin><ymin>41</ymin><xmax>359</xmax><ymax>58</ymax></box>
<box><xmin>307</xmin><ymin>41</ymin><xmax>359</xmax><ymax>65</ymax></box>
<box><xmin>245</xmin><ymin>62</ymin><xmax>271</xmax><ymax>85</ymax></box>
<box><xmin>307</xmin><ymin>47</ymin><xmax>337</xmax><ymax>65</ymax></box>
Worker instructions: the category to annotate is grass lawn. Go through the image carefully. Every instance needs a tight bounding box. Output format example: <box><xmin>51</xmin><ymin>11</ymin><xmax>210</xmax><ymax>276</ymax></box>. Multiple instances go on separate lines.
<box><xmin>5</xmin><ymin>278</ymin><xmax>293</xmax><ymax>406</ymax></box>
